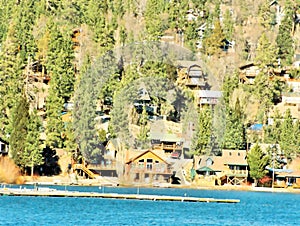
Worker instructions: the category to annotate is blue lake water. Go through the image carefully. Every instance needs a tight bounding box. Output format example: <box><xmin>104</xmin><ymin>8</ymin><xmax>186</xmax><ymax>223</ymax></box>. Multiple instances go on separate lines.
<box><xmin>0</xmin><ymin>185</ymin><xmax>300</xmax><ymax>226</ymax></box>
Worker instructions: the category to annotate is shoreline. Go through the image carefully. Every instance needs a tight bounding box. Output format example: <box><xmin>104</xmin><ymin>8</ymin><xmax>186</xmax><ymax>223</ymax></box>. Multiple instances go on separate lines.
<box><xmin>20</xmin><ymin>175</ymin><xmax>300</xmax><ymax>194</ymax></box>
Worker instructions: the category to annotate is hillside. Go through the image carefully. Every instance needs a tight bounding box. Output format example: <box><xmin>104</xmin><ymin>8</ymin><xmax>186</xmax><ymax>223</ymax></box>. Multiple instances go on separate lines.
<box><xmin>0</xmin><ymin>0</ymin><xmax>300</xmax><ymax>176</ymax></box>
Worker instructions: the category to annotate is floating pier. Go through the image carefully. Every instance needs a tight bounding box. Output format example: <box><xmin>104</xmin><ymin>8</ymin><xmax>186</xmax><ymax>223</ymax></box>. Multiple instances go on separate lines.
<box><xmin>0</xmin><ymin>187</ymin><xmax>239</xmax><ymax>203</ymax></box>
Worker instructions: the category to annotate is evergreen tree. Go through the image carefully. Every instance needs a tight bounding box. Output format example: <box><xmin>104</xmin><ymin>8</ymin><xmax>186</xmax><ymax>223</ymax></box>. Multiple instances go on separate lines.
<box><xmin>14</xmin><ymin>0</ymin><xmax>38</xmax><ymax>61</ymax></box>
<box><xmin>221</xmin><ymin>72</ymin><xmax>239</xmax><ymax>105</ymax></box>
<box><xmin>276</xmin><ymin>0</ymin><xmax>294</xmax><ymax>66</ymax></box>
<box><xmin>0</xmin><ymin>22</ymin><xmax>24</xmax><ymax>140</ymax></box>
<box><xmin>223</xmin><ymin>9</ymin><xmax>234</xmax><ymax>41</ymax></box>
<box><xmin>0</xmin><ymin>0</ymin><xmax>14</xmax><ymax>42</ymax></box>
<box><xmin>24</xmin><ymin>110</ymin><xmax>44</xmax><ymax>176</ymax></box>
<box><xmin>191</xmin><ymin>107</ymin><xmax>212</xmax><ymax>155</ymax></box>
<box><xmin>247</xmin><ymin>143</ymin><xmax>270</xmax><ymax>185</ymax></box>
<box><xmin>202</xmin><ymin>20</ymin><xmax>225</xmax><ymax>56</ymax></box>
<box><xmin>222</xmin><ymin>101</ymin><xmax>246</xmax><ymax>150</ymax></box>
<box><xmin>46</xmin><ymin>21</ymin><xmax>75</xmax><ymax>102</ymax></box>
<box><xmin>279</xmin><ymin>109</ymin><xmax>297</xmax><ymax>158</ymax></box>
<box><xmin>73</xmin><ymin>57</ymin><xmax>101</xmax><ymax>162</ymax></box>
<box><xmin>136</xmin><ymin>105</ymin><xmax>150</xmax><ymax>149</ymax></box>
<box><xmin>9</xmin><ymin>96</ymin><xmax>29</xmax><ymax>167</ymax></box>
<box><xmin>263</xmin><ymin>109</ymin><xmax>281</xmax><ymax>144</ymax></box>
<box><xmin>45</xmin><ymin>84</ymin><xmax>64</xmax><ymax>149</ymax></box>
<box><xmin>258</xmin><ymin>1</ymin><xmax>275</xmax><ymax>29</ymax></box>
<box><xmin>144</xmin><ymin>0</ymin><xmax>166</xmax><ymax>40</ymax></box>
<box><xmin>45</xmin><ymin>20</ymin><xmax>74</xmax><ymax>148</ymax></box>
<box><xmin>293</xmin><ymin>119</ymin><xmax>300</xmax><ymax>154</ymax></box>
<box><xmin>254</xmin><ymin>73</ymin><xmax>284</xmax><ymax>122</ymax></box>
<box><xmin>255</xmin><ymin>33</ymin><xmax>278</xmax><ymax>69</ymax></box>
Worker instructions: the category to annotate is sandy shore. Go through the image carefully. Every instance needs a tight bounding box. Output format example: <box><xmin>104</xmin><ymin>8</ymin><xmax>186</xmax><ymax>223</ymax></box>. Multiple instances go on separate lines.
<box><xmin>21</xmin><ymin>175</ymin><xmax>300</xmax><ymax>194</ymax></box>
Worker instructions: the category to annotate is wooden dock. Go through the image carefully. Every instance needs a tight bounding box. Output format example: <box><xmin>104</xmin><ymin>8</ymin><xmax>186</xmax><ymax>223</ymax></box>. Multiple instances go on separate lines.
<box><xmin>0</xmin><ymin>188</ymin><xmax>240</xmax><ymax>203</ymax></box>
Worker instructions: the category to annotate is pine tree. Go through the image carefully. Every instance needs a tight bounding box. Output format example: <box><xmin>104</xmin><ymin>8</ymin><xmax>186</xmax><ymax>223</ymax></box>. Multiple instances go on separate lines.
<box><xmin>0</xmin><ymin>0</ymin><xmax>14</xmax><ymax>42</ymax></box>
<box><xmin>247</xmin><ymin>143</ymin><xmax>270</xmax><ymax>185</ymax></box>
<box><xmin>24</xmin><ymin>110</ymin><xmax>44</xmax><ymax>176</ymax></box>
<box><xmin>45</xmin><ymin>20</ymin><xmax>74</xmax><ymax>148</ymax></box>
<box><xmin>276</xmin><ymin>0</ymin><xmax>294</xmax><ymax>66</ymax></box>
<box><xmin>45</xmin><ymin>84</ymin><xmax>64</xmax><ymax>149</ymax></box>
<box><xmin>279</xmin><ymin>109</ymin><xmax>297</xmax><ymax>158</ymax></box>
<box><xmin>191</xmin><ymin>107</ymin><xmax>212</xmax><ymax>155</ymax></box>
<box><xmin>223</xmin><ymin>9</ymin><xmax>234</xmax><ymax>41</ymax></box>
<box><xmin>136</xmin><ymin>105</ymin><xmax>150</xmax><ymax>149</ymax></box>
<box><xmin>73</xmin><ymin>56</ymin><xmax>101</xmax><ymax>163</ymax></box>
<box><xmin>255</xmin><ymin>33</ymin><xmax>278</xmax><ymax>69</ymax></box>
<box><xmin>0</xmin><ymin>22</ymin><xmax>24</xmax><ymax>140</ymax></box>
<box><xmin>258</xmin><ymin>1</ymin><xmax>275</xmax><ymax>29</ymax></box>
<box><xmin>9</xmin><ymin>96</ymin><xmax>29</xmax><ymax>167</ymax></box>
<box><xmin>202</xmin><ymin>20</ymin><xmax>225</xmax><ymax>56</ymax></box>
<box><xmin>46</xmin><ymin>21</ymin><xmax>75</xmax><ymax>102</ymax></box>
<box><xmin>222</xmin><ymin>101</ymin><xmax>246</xmax><ymax>150</ymax></box>
<box><xmin>263</xmin><ymin>109</ymin><xmax>281</xmax><ymax>144</ymax></box>
<box><xmin>144</xmin><ymin>0</ymin><xmax>166</xmax><ymax>40</ymax></box>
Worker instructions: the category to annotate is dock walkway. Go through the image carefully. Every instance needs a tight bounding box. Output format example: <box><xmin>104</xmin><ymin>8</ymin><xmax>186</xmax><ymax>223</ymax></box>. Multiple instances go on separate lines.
<box><xmin>0</xmin><ymin>187</ymin><xmax>239</xmax><ymax>203</ymax></box>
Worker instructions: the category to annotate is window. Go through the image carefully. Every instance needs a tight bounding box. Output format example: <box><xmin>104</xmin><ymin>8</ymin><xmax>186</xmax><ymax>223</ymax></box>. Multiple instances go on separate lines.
<box><xmin>206</xmin><ymin>158</ymin><xmax>213</xmax><ymax>166</ymax></box>
<box><xmin>146</xmin><ymin>159</ymin><xmax>153</xmax><ymax>170</ymax></box>
<box><xmin>138</xmin><ymin>159</ymin><xmax>144</xmax><ymax>168</ymax></box>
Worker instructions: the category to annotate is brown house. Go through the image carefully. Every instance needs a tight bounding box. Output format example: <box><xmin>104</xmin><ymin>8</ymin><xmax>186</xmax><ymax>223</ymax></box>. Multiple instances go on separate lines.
<box><xmin>177</xmin><ymin>63</ymin><xmax>206</xmax><ymax>89</ymax></box>
<box><xmin>194</xmin><ymin>149</ymin><xmax>248</xmax><ymax>186</ymax></box>
<box><xmin>125</xmin><ymin>150</ymin><xmax>172</xmax><ymax>184</ymax></box>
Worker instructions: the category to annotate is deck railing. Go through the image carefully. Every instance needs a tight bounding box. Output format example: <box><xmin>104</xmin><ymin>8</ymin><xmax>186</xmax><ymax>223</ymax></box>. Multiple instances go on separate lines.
<box><xmin>130</xmin><ymin>163</ymin><xmax>171</xmax><ymax>174</ymax></box>
<box><xmin>152</xmin><ymin>143</ymin><xmax>182</xmax><ymax>151</ymax></box>
<box><xmin>226</xmin><ymin>169</ymin><xmax>248</xmax><ymax>176</ymax></box>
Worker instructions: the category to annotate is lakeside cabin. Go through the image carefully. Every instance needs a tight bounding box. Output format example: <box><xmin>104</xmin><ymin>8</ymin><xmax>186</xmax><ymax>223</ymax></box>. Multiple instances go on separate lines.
<box><xmin>125</xmin><ymin>150</ymin><xmax>172</xmax><ymax>184</ymax></box>
<box><xmin>193</xmin><ymin>149</ymin><xmax>248</xmax><ymax>186</ymax></box>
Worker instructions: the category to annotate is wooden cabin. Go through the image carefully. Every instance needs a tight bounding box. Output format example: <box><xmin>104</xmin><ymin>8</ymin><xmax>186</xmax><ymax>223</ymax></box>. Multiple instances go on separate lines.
<box><xmin>177</xmin><ymin>64</ymin><xmax>206</xmax><ymax>89</ymax></box>
<box><xmin>125</xmin><ymin>150</ymin><xmax>172</xmax><ymax>184</ymax></box>
<box><xmin>194</xmin><ymin>149</ymin><xmax>248</xmax><ymax>186</ymax></box>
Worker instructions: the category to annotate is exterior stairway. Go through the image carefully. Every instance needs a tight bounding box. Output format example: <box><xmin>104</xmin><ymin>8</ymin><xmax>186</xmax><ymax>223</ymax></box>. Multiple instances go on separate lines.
<box><xmin>73</xmin><ymin>164</ymin><xmax>97</xmax><ymax>179</ymax></box>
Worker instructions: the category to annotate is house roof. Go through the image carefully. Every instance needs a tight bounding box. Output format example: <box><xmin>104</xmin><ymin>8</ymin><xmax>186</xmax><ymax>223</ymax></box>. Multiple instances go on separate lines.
<box><xmin>125</xmin><ymin>150</ymin><xmax>168</xmax><ymax>164</ymax></box>
<box><xmin>196</xmin><ymin>90</ymin><xmax>222</xmax><ymax>98</ymax></box>
<box><xmin>239</xmin><ymin>62</ymin><xmax>255</xmax><ymax>70</ymax></box>
<box><xmin>222</xmin><ymin>149</ymin><xmax>248</xmax><ymax>166</ymax></box>
<box><xmin>195</xmin><ymin>155</ymin><xmax>227</xmax><ymax>172</ymax></box>
<box><xmin>276</xmin><ymin>170</ymin><xmax>300</xmax><ymax>178</ymax></box>
<box><xmin>195</xmin><ymin>150</ymin><xmax>248</xmax><ymax>171</ymax></box>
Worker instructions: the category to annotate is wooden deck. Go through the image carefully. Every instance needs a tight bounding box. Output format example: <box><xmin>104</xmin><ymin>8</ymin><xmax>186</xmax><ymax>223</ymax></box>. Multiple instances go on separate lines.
<box><xmin>0</xmin><ymin>188</ymin><xmax>240</xmax><ymax>203</ymax></box>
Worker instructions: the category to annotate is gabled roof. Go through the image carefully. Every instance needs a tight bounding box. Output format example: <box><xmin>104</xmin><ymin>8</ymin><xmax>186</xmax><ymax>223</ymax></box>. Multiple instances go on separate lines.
<box><xmin>196</xmin><ymin>155</ymin><xmax>227</xmax><ymax>172</ymax></box>
<box><xmin>125</xmin><ymin>150</ymin><xmax>168</xmax><ymax>164</ymax></box>
<box><xmin>222</xmin><ymin>149</ymin><xmax>248</xmax><ymax>166</ymax></box>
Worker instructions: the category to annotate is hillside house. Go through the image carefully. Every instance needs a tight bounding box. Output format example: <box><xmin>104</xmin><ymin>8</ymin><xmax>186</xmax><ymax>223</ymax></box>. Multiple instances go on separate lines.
<box><xmin>281</xmin><ymin>92</ymin><xmax>300</xmax><ymax>106</ymax></box>
<box><xmin>177</xmin><ymin>64</ymin><xmax>206</xmax><ymax>89</ymax></box>
<box><xmin>125</xmin><ymin>150</ymin><xmax>172</xmax><ymax>184</ymax></box>
<box><xmin>194</xmin><ymin>90</ymin><xmax>222</xmax><ymax>108</ymax></box>
<box><xmin>239</xmin><ymin>63</ymin><xmax>260</xmax><ymax>84</ymax></box>
<box><xmin>150</xmin><ymin>120</ymin><xmax>183</xmax><ymax>157</ymax></box>
<box><xmin>194</xmin><ymin>149</ymin><xmax>248</xmax><ymax>186</ymax></box>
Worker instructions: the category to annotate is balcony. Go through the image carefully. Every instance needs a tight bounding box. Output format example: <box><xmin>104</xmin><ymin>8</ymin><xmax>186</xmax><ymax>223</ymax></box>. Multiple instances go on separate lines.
<box><xmin>130</xmin><ymin>163</ymin><xmax>171</xmax><ymax>174</ymax></box>
<box><xmin>152</xmin><ymin>143</ymin><xmax>182</xmax><ymax>152</ymax></box>
<box><xmin>226</xmin><ymin>169</ymin><xmax>248</xmax><ymax>177</ymax></box>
